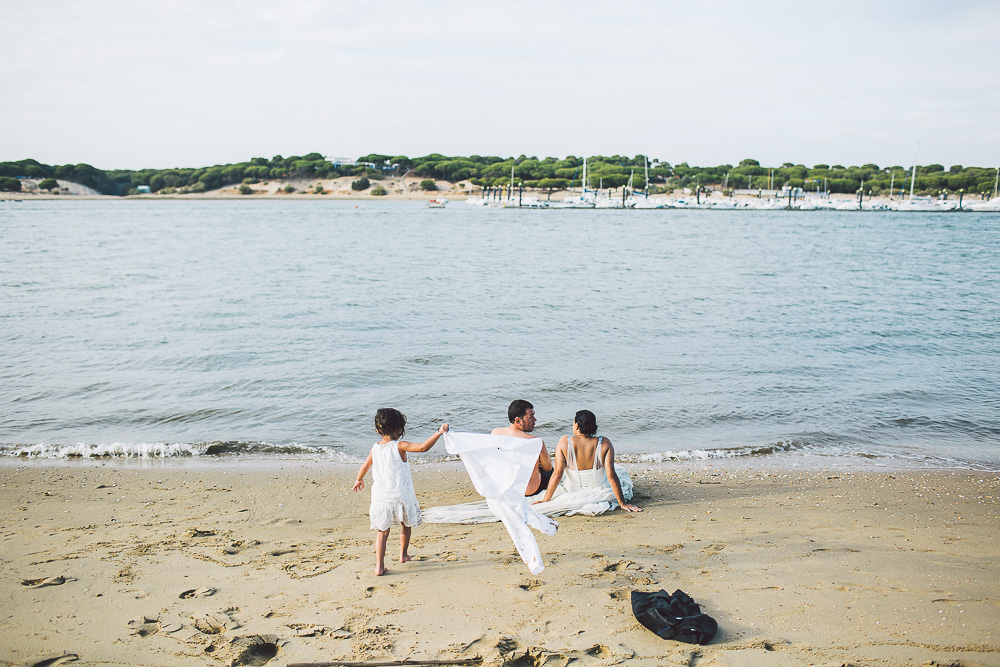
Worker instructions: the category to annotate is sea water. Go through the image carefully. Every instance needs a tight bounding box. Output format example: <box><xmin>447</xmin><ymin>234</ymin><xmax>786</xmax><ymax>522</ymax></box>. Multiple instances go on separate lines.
<box><xmin>1</xmin><ymin>200</ymin><xmax>998</xmax><ymax>469</ymax></box>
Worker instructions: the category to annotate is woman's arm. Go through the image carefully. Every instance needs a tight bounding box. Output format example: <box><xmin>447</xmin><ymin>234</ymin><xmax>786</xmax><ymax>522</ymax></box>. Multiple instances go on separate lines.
<box><xmin>353</xmin><ymin>452</ymin><xmax>374</xmax><ymax>492</ymax></box>
<box><xmin>398</xmin><ymin>423</ymin><xmax>450</xmax><ymax>453</ymax></box>
<box><xmin>603</xmin><ymin>438</ymin><xmax>642</xmax><ymax>512</ymax></box>
<box><xmin>535</xmin><ymin>436</ymin><xmax>567</xmax><ymax>503</ymax></box>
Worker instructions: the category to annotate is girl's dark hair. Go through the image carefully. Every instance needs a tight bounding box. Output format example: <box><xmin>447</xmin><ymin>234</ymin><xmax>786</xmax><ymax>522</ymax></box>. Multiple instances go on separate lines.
<box><xmin>375</xmin><ymin>407</ymin><xmax>406</xmax><ymax>439</ymax></box>
<box><xmin>575</xmin><ymin>409</ymin><xmax>597</xmax><ymax>437</ymax></box>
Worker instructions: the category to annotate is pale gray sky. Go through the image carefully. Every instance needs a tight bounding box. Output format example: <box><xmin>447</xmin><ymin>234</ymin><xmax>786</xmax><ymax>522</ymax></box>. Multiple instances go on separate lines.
<box><xmin>3</xmin><ymin>0</ymin><xmax>998</xmax><ymax>170</ymax></box>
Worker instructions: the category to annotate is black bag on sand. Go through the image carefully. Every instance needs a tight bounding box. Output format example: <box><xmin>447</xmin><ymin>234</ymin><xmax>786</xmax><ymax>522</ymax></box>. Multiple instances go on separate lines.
<box><xmin>630</xmin><ymin>589</ymin><xmax>718</xmax><ymax>645</ymax></box>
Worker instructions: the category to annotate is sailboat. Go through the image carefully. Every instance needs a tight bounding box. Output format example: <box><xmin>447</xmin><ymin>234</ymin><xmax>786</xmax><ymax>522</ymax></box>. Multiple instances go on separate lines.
<box><xmin>964</xmin><ymin>168</ymin><xmax>999</xmax><ymax>210</ymax></box>
<box><xmin>557</xmin><ymin>156</ymin><xmax>596</xmax><ymax>208</ymax></box>
<box><xmin>629</xmin><ymin>157</ymin><xmax>663</xmax><ymax>209</ymax></box>
<box><xmin>895</xmin><ymin>143</ymin><xmax>941</xmax><ymax>211</ymax></box>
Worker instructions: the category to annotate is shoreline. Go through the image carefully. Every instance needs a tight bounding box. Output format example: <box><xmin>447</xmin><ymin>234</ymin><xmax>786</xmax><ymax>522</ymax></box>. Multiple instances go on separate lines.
<box><xmin>2</xmin><ymin>461</ymin><xmax>997</xmax><ymax>666</ymax></box>
<box><xmin>0</xmin><ymin>191</ymin><xmax>948</xmax><ymax>203</ymax></box>
<box><xmin>2</xmin><ymin>453</ymin><xmax>996</xmax><ymax>474</ymax></box>
<box><xmin>4</xmin><ymin>192</ymin><xmax>995</xmax><ymax>213</ymax></box>
<box><xmin>3</xmin><ymin>441</ymin><xmax>997</xmax><ymax>474</ymax></box>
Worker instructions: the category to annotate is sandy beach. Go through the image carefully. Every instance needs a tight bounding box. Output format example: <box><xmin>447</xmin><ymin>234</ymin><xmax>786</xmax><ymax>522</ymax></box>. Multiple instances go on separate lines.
<box><xmin>1</xmin><ymin>460</ymin><xmax>997</xmax><ymax>666</ymax></box>
<box><xmin>1</xmin><ymin>175</ymin><xmax>910</xmax><ymax>206</ymax></box>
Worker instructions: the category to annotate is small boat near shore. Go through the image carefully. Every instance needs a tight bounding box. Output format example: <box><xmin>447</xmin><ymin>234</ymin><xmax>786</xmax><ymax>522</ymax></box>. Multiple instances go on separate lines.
<box><xmin>427</xmin><ymin>198</ymin><xmax>448</xmax><ymax>208</ymax></box>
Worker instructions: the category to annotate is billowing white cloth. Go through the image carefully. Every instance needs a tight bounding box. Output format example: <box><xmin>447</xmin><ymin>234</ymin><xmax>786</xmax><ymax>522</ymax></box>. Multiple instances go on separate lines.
<box><xmin>369</xmin><ymin>440</ymin><xmax>421</xmax><ymax>531</ymax></box>
<box><xmin>434</xmin><ymin>431</ymin><xmax>557</xmax><ymax>575</ymax></box>
<box><xmin>424</xmin><ymin>434</ymin><xmax>633</xmax><ymax>524</ymax></box>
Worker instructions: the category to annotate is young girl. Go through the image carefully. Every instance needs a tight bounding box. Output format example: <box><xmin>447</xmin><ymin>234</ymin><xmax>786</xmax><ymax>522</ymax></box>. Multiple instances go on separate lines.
<box><xmin>353</xmin><ymin>408</ymin><xmax>448</xmax><ymax>575</ymax></box>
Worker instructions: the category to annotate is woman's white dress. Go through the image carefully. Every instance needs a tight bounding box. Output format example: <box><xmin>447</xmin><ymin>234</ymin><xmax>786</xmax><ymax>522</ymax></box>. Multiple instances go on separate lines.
<box><xmin>536</xmin><ymin>435</ymin><xmax>634</xmax><ymax>516</ymax></box>
<box><xmin>369</xmin><ymin>440</ymin><xmax>422</xmax><ymax>531</ymax></box>
<box><xmin>422</xmin><ymin>434</ymin><xmax>633</xmax><ymax>524</ymax></box>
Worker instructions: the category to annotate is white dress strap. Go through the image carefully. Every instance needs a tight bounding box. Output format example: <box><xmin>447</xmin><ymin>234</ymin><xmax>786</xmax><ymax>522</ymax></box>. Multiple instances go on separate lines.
<box><xmin>565</xmin><ymin>435</ymin><xmax>577</xmax><ymax>470</ymax></box>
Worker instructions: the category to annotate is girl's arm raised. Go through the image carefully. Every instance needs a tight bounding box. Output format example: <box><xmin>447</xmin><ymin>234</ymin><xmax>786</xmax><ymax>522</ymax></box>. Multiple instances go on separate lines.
<box><xmin>398</xmin><ymin>423</ymin><xmax>449</xmax><ymax>453</ymax></box>
<box><xmin>602</xmin><ymin>438</ymin><xmax>642</xmax><ymax>512</ymax></box>
<box><xmin>353</xmin><ymin>452</ymin><xmax>373</xmax><ymax>492</ymax></box>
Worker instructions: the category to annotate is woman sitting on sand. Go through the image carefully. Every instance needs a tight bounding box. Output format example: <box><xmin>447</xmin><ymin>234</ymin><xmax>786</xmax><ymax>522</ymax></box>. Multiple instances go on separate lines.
<box><xmin>422</xmin><ymin>409</ymin><xmax>638</xmax><ymax>523</ymax></box>
<box><xmin>533</xmin><ymin>409</ymin><xmax>641</xmax><ymax>513</ymax></box>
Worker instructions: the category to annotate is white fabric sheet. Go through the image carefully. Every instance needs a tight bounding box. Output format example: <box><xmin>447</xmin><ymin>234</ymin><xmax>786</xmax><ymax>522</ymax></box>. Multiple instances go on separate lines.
<box><xmin>423</xmin><ymin>468</ymin><xmax>633</xmax><ymax>523</ymax></box>
<box><xmin>437</xmin><ymin>430</ymin><xmax>557</xmax><ymax>574</ymax></box>
<box><xmin>424</xmin><ymin>434</ymin><xmax>634</xmax><ymax>525</ymax></box>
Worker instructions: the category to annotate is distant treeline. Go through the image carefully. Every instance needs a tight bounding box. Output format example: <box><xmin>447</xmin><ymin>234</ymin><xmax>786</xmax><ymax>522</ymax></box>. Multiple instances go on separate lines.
<box><xmin>1</xmin><ymin>154</ymin><xmax>997</xmax><ymax>196</ymax></box>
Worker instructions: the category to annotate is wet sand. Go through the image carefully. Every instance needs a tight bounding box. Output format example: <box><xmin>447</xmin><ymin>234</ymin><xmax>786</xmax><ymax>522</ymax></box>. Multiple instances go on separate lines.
<box><xmin>1</xmin><ymin>461</ymin><xmax>998</xmax><ymax>666</ymax></box>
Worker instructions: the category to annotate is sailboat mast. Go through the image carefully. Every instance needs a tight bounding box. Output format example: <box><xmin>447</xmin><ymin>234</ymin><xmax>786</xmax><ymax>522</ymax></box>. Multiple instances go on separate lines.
<box><xmin>644</xmin><ymin>156</ymin><xmax>649</xmax><ymax>198</ymax></box>
<box><xmin>582</xmin><ymin>157</ymin><xmax>587</xmax><ymax>193</ymax></box>
<box><xmin>909</xmin><ymin>143</ymin><xmax>919</xmax><ymax>200</ymax></box>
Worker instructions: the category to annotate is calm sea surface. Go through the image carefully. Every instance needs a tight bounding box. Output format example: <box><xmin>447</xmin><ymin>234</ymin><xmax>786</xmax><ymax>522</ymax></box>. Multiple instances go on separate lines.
<box><xmin>1</xmin><ymin>200</ymin><xmax>998</xmax><ymax>469</ymax></box>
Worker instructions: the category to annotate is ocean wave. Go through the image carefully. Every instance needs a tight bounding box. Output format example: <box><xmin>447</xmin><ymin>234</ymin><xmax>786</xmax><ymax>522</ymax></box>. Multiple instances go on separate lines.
<box><xmin>2</xmin><ymin>438</ymin><xmax>994</xmax><ymax>471</ymax></box>
<box><xmin>620</xmin><ymin>439</ymin><xmax>804</xmax><ymax>463</ymax></box>
<box><xmin>0</xmin><ymin>440</ymin><xmax>355</xmax><ymax>461</ymax></box>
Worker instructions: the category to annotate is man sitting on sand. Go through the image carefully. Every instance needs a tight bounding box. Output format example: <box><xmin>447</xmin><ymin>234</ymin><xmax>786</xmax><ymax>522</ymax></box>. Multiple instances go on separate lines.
<box><xmin>492</xmin><ymin>399</ymin><xmax>554</xmax><ymax>496</ymax></box>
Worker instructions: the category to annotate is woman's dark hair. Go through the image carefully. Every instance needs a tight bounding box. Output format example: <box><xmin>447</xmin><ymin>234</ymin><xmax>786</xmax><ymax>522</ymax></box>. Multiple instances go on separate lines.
<box><xmin>508</xmin><ymin>399</ymin><xmax>533</xmax><ymax>424</ymax></box>
<box><xmin>375</xmin><ymin>407</ymin><xmax>406</xmax><ymax>439</ymax></box>
<box><xmin>574</xmin><ymin>409</ymin><xmax>597</xmax><ymax>437</ymax></box>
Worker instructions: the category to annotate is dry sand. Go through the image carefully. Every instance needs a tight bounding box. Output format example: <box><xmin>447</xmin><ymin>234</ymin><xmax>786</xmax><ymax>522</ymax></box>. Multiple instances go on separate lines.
<box><xmin>1</xmin><ymin>460</ymin><xmax>998</xmax><ymax>667</ymax></box>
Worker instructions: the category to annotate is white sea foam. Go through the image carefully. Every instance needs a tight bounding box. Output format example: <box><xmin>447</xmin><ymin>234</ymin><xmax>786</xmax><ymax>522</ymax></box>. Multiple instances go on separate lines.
<box><xmin>0</xmin><ymin>440</ymin><xmax>356</xmax><ymax>460</ymax></box>
<box><xmin>4</xmin><ymin>441</ymin><xmax>200</xmax><ymax>458</ymax></box>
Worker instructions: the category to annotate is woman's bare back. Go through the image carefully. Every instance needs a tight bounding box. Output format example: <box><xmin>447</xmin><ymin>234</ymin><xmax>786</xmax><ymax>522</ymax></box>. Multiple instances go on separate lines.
<box><xmin>566</xmin><ymin>434</ymin><xmax>604</xmax><ymax>470</ymax></box>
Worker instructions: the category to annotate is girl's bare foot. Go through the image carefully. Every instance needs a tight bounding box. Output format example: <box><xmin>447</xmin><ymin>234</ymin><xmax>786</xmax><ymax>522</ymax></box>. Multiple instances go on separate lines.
<box><xmin>400</xmin><ymin>554</ymin><xmax>412</xmax><ymax>564</ymax></box>
<box><xmin>374</xmin><ymin>566</ymin><xmax>387</xmax><ymax>576</ymax></box>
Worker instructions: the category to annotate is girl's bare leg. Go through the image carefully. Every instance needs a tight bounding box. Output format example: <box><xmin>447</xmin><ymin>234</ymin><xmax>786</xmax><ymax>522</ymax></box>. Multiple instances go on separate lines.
<box><xmin>374</xmin><ymin>529</ymin><xmax>390</xmax><ymax>575</ymax></box>
<box><xmin>399</xmin><ymin>524</ymin><xmax>412</xmax><ymax>563</ymax></box>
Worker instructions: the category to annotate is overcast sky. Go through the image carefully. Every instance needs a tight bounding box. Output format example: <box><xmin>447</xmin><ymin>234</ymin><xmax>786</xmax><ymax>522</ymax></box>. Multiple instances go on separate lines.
<box><xmin>3</xmin><ymin>0</ymin><xmax>998</xmax><ymax>170</ymax></box>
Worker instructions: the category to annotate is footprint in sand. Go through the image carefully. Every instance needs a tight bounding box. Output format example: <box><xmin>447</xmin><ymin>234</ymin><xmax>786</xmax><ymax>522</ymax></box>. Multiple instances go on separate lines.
<box><xmin>21</xmin><ymin>576</ymin><xmax>71</xmax><ymax>588</ymax></box>
<box><xmin>188</xmin><ymin>528</ymin><xmax>217</xmax><ymax>538</ymax></box>
<box><xmin>193</xmin><ymin>609</ymin><xmax>241</xmax><ymax>635</ymax></box>
<box><xmin>519</xmin><ymin>580</ymin><xmax>542</xmax><ymax>591</ymax></box>
<box><xmin>180</xmin><ymin>586</ymin><xmax>217</xmax><ymax>599</ymax></box>
<box><xmin>700</xmin><ymin>544</ymin><xmax>726</xmax><ymax>557</ymax></box>
<box><xmin>224</xmin><ymin>540</ymin><xmax>247</xmax><ymax>555</ymax></box>
<box><xmin>30</xmin><ymin>655</ymin><xmax>79</xmax><ymax>667</ymax></box>
<box><xmin>286</xmin><ymin>623</ymin><xmax>331</xmax><ymax>637</ymax></box>
<box><xmin>602</xmin><ymin>560</ymin><xmax>639</xmax><ymax>572</ymax></box>
<box><xmin>230</xmin><ymin>634</ymin><xmax>288</xmax><ymax>666</ymax></box>
<box><xmin>128</xmin><ymin>617</ymin><xmax>162</xmax><ymax>637</ymax></box>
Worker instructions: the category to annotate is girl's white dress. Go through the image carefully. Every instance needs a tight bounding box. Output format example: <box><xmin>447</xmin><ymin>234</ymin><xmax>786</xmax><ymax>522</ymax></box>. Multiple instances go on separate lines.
<box><xmin>369</xmin><ymin>439</ymin><xmax>422</xmax><ymax>531</ymax></box>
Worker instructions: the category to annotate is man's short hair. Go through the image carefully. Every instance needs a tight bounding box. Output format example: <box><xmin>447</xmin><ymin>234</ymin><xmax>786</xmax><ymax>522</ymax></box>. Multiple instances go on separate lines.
<box><xmin>508</xmin><ymin>399</ymin><xmax>533</xmax><ymax>423</ymax></box>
